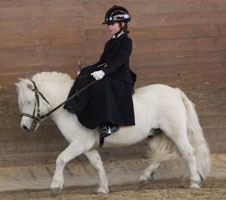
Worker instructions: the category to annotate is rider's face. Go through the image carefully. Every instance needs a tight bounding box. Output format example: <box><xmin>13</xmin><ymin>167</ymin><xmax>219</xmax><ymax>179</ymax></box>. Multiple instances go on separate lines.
<box><xmin>108</xmin><ymin>22</ymin><xmax>122</xmax><ymax>35</ymax></box>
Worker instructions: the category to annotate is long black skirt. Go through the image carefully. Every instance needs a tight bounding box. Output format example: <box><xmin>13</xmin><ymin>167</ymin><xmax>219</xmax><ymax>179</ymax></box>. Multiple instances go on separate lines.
<box><xmin>64</xmin><ymin>66</ymin><xmax>135</xmax><ymax>129</ymax></box>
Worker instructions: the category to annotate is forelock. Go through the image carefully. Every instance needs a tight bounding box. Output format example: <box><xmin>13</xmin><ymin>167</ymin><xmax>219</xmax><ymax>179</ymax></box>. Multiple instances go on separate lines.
<box><xmin>17</xmin><ymin>79</ymin><xmax>35</xmax><ymax>111</ymax></box>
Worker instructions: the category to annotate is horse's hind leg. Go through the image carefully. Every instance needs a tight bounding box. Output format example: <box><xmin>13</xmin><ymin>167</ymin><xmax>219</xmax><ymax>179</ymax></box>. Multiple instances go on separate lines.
<box><xmin>163</xmin><ymin>123</ymin><xmax>202</xmax><ymax>188</ymax></box>
<box><xmin>139</xmin><ymin>135</ymin><xmax>161</xmax><ymax>184</ymax></box>
<box><xmin>139</xmin><ymin>133</ymin><xmax>179</xmax><ymax>184</ymax></box>
<box><xmin>139</xmin><ymin>161</ymin><xmax>160</xmax><ymax>184</ymax></box>
<box><xmin>84</xmin><ymin>149</ymin><xmax>109</xmax><ymax>194</ymax></box>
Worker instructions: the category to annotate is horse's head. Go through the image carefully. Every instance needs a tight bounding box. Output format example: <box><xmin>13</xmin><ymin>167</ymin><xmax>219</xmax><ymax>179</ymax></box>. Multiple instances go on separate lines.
<box><xmin>16</xmin><ymin>78</ymin><xmax>50</xmax><ymax>132</ymax></box>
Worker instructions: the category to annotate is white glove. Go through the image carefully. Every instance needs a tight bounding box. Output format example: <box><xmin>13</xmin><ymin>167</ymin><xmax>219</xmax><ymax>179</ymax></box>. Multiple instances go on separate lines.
<box><xmin>91</xmin><ymin>70</ymin><xmax>105</xmax><ymax>80</ymax></box>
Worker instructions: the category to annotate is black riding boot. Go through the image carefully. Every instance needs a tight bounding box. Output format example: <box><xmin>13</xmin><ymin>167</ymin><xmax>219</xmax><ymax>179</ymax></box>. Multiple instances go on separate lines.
<box><xmin>99</xmin><ymin>123</ymin><xmax>119</xmax><ymax>147</ymax></box>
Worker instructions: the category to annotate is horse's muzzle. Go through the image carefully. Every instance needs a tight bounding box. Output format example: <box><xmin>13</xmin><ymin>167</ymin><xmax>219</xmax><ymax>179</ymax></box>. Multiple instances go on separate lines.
<box><xmin>22</xmin><ymin>125</ymin><xmax>29</xmax><ymax>131</ymax></box>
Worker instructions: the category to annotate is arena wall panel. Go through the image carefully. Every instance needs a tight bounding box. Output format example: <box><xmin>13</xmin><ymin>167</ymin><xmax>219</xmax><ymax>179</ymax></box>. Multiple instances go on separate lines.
<box><xmin>0</xmin><ymin>0</ymin><xmax>225</xmax><ymax>167</ymax></box>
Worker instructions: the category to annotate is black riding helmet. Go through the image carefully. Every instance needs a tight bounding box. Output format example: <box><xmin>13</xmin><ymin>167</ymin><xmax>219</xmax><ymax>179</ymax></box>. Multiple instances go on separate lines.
<box><xmin>103</xmin><ymin>5</ymin><xmax>131</xmax><ymax>25</ymax></box>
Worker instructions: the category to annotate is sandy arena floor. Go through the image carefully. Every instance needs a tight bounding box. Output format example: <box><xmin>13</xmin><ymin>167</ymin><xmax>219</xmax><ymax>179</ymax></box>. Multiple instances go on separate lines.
<box><xmin>0</xmin><ymin>179</ymin><xmax>226</xmax><ymax>200</ymax></box>
<box><xmin>0</xmin><ymin>154</ymin><xmax>226</xmax><ymax>200</ymax></box>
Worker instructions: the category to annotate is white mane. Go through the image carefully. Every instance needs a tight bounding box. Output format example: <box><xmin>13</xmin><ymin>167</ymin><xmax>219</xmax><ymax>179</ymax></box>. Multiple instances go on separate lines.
<box><xmin>32</xmin><ymin>71</ymin><xmax>72</xmax><ymax>85</ymax></box>
<box><xmin>17</xmin><ymin>71</ymin><xmax>73</xmax><ymax>111</ymax></box>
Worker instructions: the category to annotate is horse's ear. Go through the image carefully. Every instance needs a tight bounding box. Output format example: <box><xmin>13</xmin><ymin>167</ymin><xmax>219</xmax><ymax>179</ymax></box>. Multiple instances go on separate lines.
<box><xmin>18</xmin><ymin>78</ymin><xmax>24</xmax><ymax>82</ymax></box>
<box><xmin>15</xmin><ymin>83</ymin><xmax>19</xmax><ymax>87</ymax></box>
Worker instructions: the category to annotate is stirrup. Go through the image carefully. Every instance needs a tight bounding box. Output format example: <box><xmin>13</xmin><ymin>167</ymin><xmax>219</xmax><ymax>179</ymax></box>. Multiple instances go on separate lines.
<box><xmin>99</xmin><ymin>125</ymin><xmax>119</xmax><ymax>148</ymax></box>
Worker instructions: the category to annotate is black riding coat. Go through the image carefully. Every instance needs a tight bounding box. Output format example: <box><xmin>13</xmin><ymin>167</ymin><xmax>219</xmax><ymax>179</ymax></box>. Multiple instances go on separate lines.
<box><xmin>64</xmin><ymin>33</ymin><xmax>136</xmax><ymax>129</ymax></box>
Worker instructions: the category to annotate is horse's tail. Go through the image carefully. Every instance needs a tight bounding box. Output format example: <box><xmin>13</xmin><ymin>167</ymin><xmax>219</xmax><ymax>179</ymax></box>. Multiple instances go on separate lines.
<box><xmin>176</xmin><ymin>88</ymin><xmax>211</xmax><ymax>179</ymax></box>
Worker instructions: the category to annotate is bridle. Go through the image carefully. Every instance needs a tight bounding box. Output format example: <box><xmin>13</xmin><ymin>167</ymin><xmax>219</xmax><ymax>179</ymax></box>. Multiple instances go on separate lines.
<box><xmin>21</xmin><ymin>81</ymin><xmax>50</xmax><ymax>131</ymax></box>
<box><xmin>21</xmin><ymin>79</ymin><xmax>96</xmax><ymax>131</ymax></box>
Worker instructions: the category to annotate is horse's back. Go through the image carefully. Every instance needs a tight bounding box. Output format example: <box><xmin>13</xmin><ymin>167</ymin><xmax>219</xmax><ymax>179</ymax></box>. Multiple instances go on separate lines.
<box><xmin>134</xmin><ymin>84</ymin><xmax>179</xmax><ymax>103</ymax></box>
<box><xmin>133</xmin><ymin>84</ymin><xmax>185</xmax><ymax>118</ymax></box>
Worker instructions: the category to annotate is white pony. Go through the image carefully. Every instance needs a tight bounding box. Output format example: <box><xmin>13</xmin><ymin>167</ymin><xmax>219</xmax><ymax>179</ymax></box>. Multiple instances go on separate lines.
<box><xmin>16</xmin><ymin>72</ymin><xmax>210</xmax><ymax>195</ymax></box>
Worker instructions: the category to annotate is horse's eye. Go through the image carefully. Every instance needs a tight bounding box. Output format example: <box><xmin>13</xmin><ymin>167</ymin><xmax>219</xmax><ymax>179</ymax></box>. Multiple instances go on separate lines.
<box><xmin>27</xmin><ymin>101</ymin><xmax>31</xmax><ymax>105</ymax></box>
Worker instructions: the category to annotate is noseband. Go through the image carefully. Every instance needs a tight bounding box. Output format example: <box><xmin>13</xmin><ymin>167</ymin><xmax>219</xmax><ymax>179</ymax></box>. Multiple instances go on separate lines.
<box><xmin>21</xmin><ymin>81</ymin><xmax>50</xmax><ymax>131</ymax></box>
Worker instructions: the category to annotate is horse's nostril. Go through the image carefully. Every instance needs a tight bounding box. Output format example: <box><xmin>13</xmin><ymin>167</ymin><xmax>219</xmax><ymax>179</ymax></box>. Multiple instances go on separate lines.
<box><xmin>23</xmin><ymin>125</ymin><xmax>28</xmax><ymax>130</ymax></box>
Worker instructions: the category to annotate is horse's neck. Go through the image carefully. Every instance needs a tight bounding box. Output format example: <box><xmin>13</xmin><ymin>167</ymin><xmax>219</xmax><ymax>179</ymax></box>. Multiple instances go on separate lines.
<box><xmin>35</xmin><ymin>78</ymin><xmax>73</xmax><ymax>123</ymax></box>
<box><xmin>44</xmin><ymin>79</ymin><xmax>81</xmax><ymax>134</ymax></box>
<box><xmin>42</xmin><ymin>80</ymin><xmax>73</xmax><ymax>107</ymax></box>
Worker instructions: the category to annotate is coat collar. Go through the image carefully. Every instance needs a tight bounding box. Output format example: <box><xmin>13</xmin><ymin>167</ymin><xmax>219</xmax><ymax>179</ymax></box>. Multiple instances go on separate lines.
<box><xmin>112</xmin><ymin>32</ymin><xmax>125</xmax><ymax>39</ymax></box>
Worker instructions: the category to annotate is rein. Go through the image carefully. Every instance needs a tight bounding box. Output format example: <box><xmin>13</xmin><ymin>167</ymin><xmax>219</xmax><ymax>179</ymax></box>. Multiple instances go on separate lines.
<box><xmin>21</xmin><ymin>77</ymin><xmax>96</xmax><ymax>131</ymax></box>
<box><xmin>42</xmin><ymin>79</ymin><xmax>96</xmax><ymax>119</ymax></box>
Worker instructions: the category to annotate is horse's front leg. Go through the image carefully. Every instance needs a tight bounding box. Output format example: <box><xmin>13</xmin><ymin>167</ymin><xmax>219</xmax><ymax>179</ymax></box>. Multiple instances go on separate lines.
<box><xmin>50</xmin><ymin>141</ymin><xmax>89</xmax><ymax>196</ymax></box>
<box><xmin>84</xmin><ymin>149</ymin><xmax>109</xmax><ymax>194</ymax></box>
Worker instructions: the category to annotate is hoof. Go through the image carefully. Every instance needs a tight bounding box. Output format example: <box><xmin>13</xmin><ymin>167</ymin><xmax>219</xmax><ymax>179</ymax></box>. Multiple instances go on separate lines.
<box><xmin>189</xmin><ymin>183</ymin><xmax>200</xmax><ymax>189</ymax></box>
<box><xmin>51</xmin><ymin>187</ymin><xmax>62</xmax><ymax>196</ymax></box>
<box><xmin>97</xmin><ymin>187</ymin><xmax>109</xmax><ymax>194</ymax></box>
<box><xmin>139</xmin><ymin>174</ymin><xmax>154</xmax><ymax>185</ymax></box>
<box><xmin>189</xmin><ymin>173</ymin><xmax>203</xmax><ymax>189</ymax></box>
<box><xmin>139</xmin><ymin>174</ymin><xmax>148</xmax><ymax>185</ymax></box>
<box><xmin>139</xmin><ymin>179</ymin><xmax>148</xmax><ymax>185</ymax></box>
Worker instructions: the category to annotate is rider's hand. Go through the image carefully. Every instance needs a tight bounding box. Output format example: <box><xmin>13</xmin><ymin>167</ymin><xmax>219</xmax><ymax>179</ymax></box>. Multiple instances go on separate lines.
<box><xmin>91</xmin><ymin>70</ymin><xmax>105</xmax><ymax>80</ymax></box>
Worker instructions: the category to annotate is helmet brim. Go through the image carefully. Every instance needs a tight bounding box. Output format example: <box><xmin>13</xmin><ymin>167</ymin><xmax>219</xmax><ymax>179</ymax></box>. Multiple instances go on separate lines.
<box><xmin>102</xmin><ymin>21</ymin><xmax>117</xmax><ymax>25</ymax></box>
<box><xmin>102</xmin><ymin>20</ymin><xmax>129</xmax><ymax>25</ymax></box>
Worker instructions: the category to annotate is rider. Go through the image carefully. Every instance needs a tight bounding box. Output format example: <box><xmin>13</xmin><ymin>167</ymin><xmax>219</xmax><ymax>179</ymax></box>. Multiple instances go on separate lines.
<box><xmin>64</xmin><ymin>5</ymin><xmax>136</xmax><ymax>146</ymax></box>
